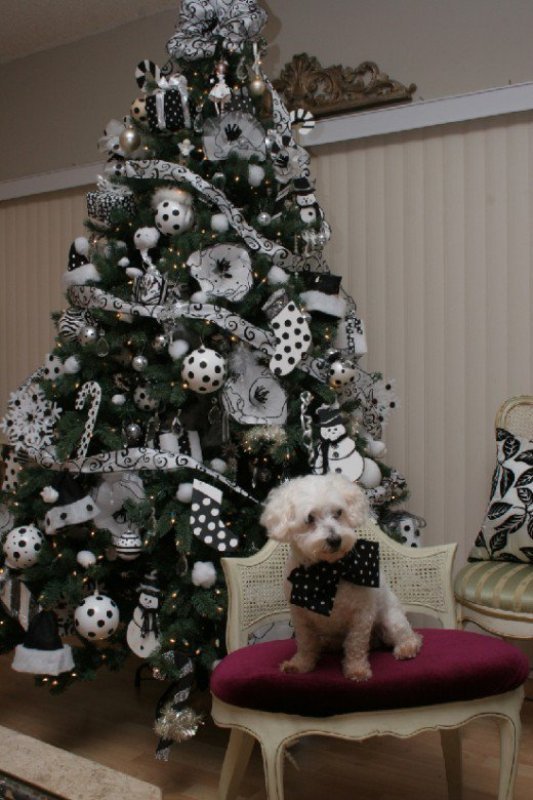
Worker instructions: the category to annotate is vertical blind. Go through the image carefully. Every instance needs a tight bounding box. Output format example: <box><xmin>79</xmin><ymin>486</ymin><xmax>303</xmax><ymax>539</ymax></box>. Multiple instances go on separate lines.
<box><xmin>1</xmin><ymin>110</ymin><xmax>533</xmax><ymax>557</ymax></box>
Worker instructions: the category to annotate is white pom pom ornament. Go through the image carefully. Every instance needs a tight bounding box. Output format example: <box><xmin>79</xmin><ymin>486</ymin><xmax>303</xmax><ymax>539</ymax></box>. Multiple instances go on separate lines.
<box><xmin>181</xmin><ymin>346</ymin><xmax>226</xmax><ymax>394</ymax></box>
<box><xmin>168</xmin><ymin>339</ymin><xmax>190</xmax><ymax>360</ymax></box>
<box><xmin>76</xmin><ymin>550</ymin><xmax>97</xmax><ymax>568</ymax></box>
<box><xmin>176</xmin><ymin>483</ymin><xmax>193</xmax><ymax>503</ymax></box>
<box><xmin>192</xmin><ymin>561</ymin><xmax>217</xmax><ymax>588</ymax></box>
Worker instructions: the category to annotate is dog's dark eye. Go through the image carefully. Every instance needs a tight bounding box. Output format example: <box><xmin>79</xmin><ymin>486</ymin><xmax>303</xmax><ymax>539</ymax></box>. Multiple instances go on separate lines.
<box><xmin>306</xmin><ymin>513</ymin><xmax>315</xmax><ymax>524</ymax></box>
<box><xmin>334</xmin><ymin>509</ymin><xmax>343</xmax><ymax>519</ymax></box>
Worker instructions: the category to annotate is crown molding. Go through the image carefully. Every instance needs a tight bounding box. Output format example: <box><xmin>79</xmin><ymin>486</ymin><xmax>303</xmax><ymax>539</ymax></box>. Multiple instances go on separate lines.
<box><xmin>2</xmin><ymin>82</ymin><xmax>533</xmax><ymax>203</ymax></box>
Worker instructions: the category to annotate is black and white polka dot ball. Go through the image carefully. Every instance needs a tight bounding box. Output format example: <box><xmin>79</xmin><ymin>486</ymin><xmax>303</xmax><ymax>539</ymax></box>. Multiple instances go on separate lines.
<box><xmin>181</xmin><ymin>346</ymin><xmax>227</xmax><ymax>394</ymax></box>
<box><xmin>154</xmin><ymin>200</ymin><xmax>194</xmax><ymax>235</ymax></box>
<box><xmin>133</xmin><ymin>384</ymin><xmax>160</xmax><ymax>412</ymax></box>
<box><xmin>2</xmin><ymin>524</ymin><xmax>44</xmax><ymax>569</ymax></box>
<box><xmin>74</xmin><ymin>593</ymin><xmax>119</xmax><ymax>641</ymax></box>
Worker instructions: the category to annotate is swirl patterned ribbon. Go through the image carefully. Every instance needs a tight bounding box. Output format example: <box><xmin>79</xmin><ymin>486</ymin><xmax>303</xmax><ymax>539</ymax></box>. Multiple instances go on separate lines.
<box><xmin>166</xmin><ymin>0</ymin><xmax>268</xmax><ymax>61</ymax></box>
<box><xmin>24</xmin><ymin>445</ymin><xmax>258</xmax><ymax>502</ymax></box>
<box><xmin>67</xmin><ymin>286</ymin><xmax>276</xmax><ymax>352</ymax></box>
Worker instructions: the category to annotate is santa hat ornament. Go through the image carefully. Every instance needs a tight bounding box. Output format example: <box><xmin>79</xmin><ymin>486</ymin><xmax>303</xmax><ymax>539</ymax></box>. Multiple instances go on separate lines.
<box><xmin>43</xmin><ymin>473</ymin><xmax>99</xmax><ymax>534</ymax></box>
<box><xmin>62</xmin><ymin>237</ymin><xmax>100</xmax><ymax>289</ymax></box>
<box><xmin>12</xmin><ymin>610</ymin><xmax>75</xmax><ymax>676</ymax></box>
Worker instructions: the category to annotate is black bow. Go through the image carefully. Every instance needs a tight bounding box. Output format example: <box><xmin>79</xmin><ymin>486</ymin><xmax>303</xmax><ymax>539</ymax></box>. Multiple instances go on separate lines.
<box><xmin>288</xmin><ymin>539</ymin><xmax>380</xmax><ymax>616</ymax></box>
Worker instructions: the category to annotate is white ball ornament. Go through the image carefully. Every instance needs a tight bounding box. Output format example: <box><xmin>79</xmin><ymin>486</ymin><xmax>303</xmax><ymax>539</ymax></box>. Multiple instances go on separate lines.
<box><xmin>152</xmin><ymin>188</ymin><xmax>194</xmax><ymax>236</ymax></box>
<box><xmin>328</xmin><ymin>360</ymin><xmax>357</xmax><ymax>390</ymax></box>
<box><xmin>181</xmin><ymin>346</ymin><xmax>227</xmax><ymax>394</ymax></box>
<box><xmin>210</xmin><ymin>213</ymin><xmax>230</xmax><ymax>233</ymax></box>
<box><xmin>359</xmin><ymin>458</ymin><xmax>382</xmax><ymax>489</ymax></box>
<box><xmin>133</xmin><ymin>384</ymin><xmax>160</xmax><ymax>411</ymax></box>
<box><xmin>76</xmin><ymin>550</ymin><xmax>97</xmax><ymax>568</ymax></box>
<box><xmin>192</xmin><ymin>561</ymin><xmax>217</xmax><ymax>588</ymax></box>
<box><xmin>3</xmin><ymin>525</ymin><xmax>44</xmax><ymax>569</ymax></box>
<box><xmin>74</xmin><ymin>593</ymin><xmax>119</xmax><ymax>641</ymax></box>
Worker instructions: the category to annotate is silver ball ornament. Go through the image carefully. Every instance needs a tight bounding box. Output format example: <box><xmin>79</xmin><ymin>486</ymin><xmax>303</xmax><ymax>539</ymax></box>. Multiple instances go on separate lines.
<box><xmin>119</xmin><ymin>125</ymin><xmax>141</xmax><ymax>153</ymax></box>
<box><xmin>77</xmin><ymin>325</ymin><xmax>99</xmax><ymax>346</ymax></box>
<box><xmin>132</xmin><ymin>354</ymin><xmax>148</xmax><ymax>372</ymax></box>
<box><xmin>152</xmin><ymin>333</ymin><xmax>168</xmax><ymax>352</ymax></box>
<box><xmin>249</xmin><ymin>74</ymin><xmax>266</xmax><ymax>96</ymax></box>
<box><xmin>125</xmin><ymin>422</ymin><xmax>143</xmax><ymax>444</ymax></box>
<box><xmin>257</xmin><ymin>211</ymin><xmax>272</xmax><ymax>226</ymax></box>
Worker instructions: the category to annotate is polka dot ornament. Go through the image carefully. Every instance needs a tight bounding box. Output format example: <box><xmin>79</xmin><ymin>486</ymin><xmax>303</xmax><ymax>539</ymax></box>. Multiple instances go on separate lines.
<box><xmin>2</xmin><ymin>524</ymin><xmax>44</xmax><ymax>569</ymax></box>
<box><xmin>74</xmin><ymin>593</ymin><xmax>119</xmax><ymax>641</ymax></box>
<box><xmin>181</xmin><ymin>346</ymin><xmax>227</xmax><ymax>394</ymax></box>
<box><xmin>189</xmin><ymin>479</ymin><xmax>239</xmax><ymax>552</ymax></box>
<box><xmin>269</xmin><ymin>301</ymin><xmax>312</xmax><ymax>376</ymax></box>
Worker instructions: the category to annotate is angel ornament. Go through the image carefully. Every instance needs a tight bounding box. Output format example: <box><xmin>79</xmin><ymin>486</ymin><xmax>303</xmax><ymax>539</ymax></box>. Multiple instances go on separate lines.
<box><xmin>209</xmin><ymin>60</ymin><xmax>232</xmax><ymax>114</ymax></box>
<box><xmin>126</xmin><ymin>572</ymin><xmax>161</xmax><ymax>658</ymax></box>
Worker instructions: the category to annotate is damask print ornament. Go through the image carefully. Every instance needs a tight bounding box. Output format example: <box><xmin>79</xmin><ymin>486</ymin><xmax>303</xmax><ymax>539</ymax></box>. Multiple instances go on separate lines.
<box><xmin>188</xmin><ymin>243</ymin><xmax>253</xmax><ymax>302</ymax></box>
<box><xmin>189</xmin><ymin>479</ymin><xmax>239</xmax><ymax>552</ymax></box>
<box><xmin>181</xmin><ymin>346</ymin><xmax>227</xmax><ymax>394</ymax></box>
<box><xmin>202</xmin><ymin>110</ymin><xmax>266</xmax><ymax>162</ymax></box>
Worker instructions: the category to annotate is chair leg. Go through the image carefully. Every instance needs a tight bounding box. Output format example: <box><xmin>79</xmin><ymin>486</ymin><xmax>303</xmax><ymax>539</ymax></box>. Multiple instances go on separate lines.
<box><xmin>219</xmin><ymin>729</ymin><xmax>256</xmax><ymax>800</ymax></box>
<box><xmin>440</xmin><ymin>728</ymin><xmax>462</xmax><ymax>800</ymax></box>
<box><xmin>260</xmin><ymin>736</ymin><xmax>286</xmax><ymax>800</ymax></box>
<box><xmin>497</xmin><ymin>715</ymin><xmax>521</xmax><ymax>800</ymax></box>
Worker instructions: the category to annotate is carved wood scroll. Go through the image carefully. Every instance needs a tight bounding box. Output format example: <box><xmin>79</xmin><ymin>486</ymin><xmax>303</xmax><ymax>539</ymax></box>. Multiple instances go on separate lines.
<box><xmin>273</xmin><ymin>53</ymin><xmax>416</xmax><ymax>118</ymax></box>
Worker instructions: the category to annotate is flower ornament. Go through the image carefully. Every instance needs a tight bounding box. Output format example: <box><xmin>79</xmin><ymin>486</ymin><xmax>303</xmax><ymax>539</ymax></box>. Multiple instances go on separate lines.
<box><xmin>167</xmin><ymin>0</ymin><xmax>267</xmax><ymax>61</ymax></box>
<box><xmin>222</xmin><ymin>347</ymin><xmax>288</xmax><ymax>425</ymax></box>
<box><xmin>188</xmin><ymin>243</ymin><xmax>253</xmax><ymax>302</ymax></box>
<box><xmin>203</xmin><ymin>110</ymin><xmax>266</xmax><ymax>162</ymax></box>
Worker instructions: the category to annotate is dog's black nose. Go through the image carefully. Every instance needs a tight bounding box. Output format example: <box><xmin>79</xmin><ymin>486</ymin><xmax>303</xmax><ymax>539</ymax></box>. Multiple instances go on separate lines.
<box><xmin>326</xmin><ymin>533</ymin><xmax>342</xmax><ymax>551</ymax></box>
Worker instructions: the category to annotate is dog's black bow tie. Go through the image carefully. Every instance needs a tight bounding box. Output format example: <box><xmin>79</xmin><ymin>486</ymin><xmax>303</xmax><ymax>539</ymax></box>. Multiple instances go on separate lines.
<box><xmin>288</xmin><ymin>539</ymin><xmax>380</xmax><ymax>616</ymax></box>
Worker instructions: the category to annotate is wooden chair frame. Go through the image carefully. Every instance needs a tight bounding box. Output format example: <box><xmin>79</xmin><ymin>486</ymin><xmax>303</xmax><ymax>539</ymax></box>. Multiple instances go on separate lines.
<box><xmin>211</xmin><ymin>521</ymin><xmax>524</xmax><ymax>800</ymax></box>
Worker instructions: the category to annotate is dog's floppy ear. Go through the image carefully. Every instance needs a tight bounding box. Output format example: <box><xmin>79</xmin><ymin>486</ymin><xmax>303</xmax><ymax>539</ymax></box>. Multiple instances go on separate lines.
<box><xmin>260</xmin><ymin>482</ymin><xmax>295</xmax><ymax>541</ymax></box>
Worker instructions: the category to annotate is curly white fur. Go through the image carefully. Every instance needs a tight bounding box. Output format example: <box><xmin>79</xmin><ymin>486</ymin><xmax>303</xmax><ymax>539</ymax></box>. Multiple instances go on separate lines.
<box><xmin>260</xmin><ymin>473</ymin><xmax>422</xmax><ymax>681</ymax></box>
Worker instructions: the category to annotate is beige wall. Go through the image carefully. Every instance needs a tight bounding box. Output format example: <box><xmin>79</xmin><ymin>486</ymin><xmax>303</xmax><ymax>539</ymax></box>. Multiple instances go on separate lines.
<box><xmin>3</xmin><ymin>1</ymin><xmax>533</xmax><ymax>182</ymax></box>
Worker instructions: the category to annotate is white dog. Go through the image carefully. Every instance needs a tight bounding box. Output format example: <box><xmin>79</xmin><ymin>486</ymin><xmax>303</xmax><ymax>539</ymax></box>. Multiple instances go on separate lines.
<box><xmin>260</xmin><ymin>473</ymin><xmax>422</xmax><ymax>681</ymax></box>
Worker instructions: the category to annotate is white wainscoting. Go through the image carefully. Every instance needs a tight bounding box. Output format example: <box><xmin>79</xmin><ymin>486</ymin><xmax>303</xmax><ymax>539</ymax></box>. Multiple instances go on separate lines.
<box><xmin>2</xmin><ymin>87</ymin><xmax>533</xmax><ymax>559</ymax></box>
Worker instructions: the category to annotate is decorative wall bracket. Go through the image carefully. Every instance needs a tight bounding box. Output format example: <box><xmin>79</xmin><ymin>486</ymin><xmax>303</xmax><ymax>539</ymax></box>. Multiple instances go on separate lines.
<box><xmin>273</xmin><ymin>53</ymin><xmax>416</xmax><ymax>118</ymax></box>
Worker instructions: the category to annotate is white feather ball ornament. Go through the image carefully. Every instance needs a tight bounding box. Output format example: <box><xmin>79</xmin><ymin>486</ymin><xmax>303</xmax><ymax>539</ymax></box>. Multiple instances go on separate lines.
<box><xmin>248</xmin><ymin>164</ymin><xmax>265</xmax><ymax>187</ymax></box>
<box><xmin>209</xmin><ymin>458</ymin><xmax>227</xmax><ymax>474</ymax></box>
<box><xmin>210</xmin><ymin>213</ymin><xmax>230</xmax><ymax>233</ymax></box>
<box><xmin>267</xmin><ymin>266</ymin><xmax>289</xmax><ymax>285</ymax></box>
<box><xmin>63</xmin><ymin>356</ymin><xmax>81</xmax><ymax>374</ymax></box>
<box><xmin>176</xmin><ymin>483</ymin><xmax>193</xmax><ymax>503</ymax></box>
<box><xmin>111</xmin><ymin>393</ymin><xmax>127</xmax><ymax>406</ymax></box>
<box><xmin>192</xmin><ymin>561</ymin><xmax>217</xmax><ymax>588</ymax></box>
<box><xmin>168</xmin><ymin>339</ymin><xmax>190</xmax><ymax>361</ymax></box>
<box><xmin>40</xmin><ymin>486</ymin><xmax>59</xmax><ymax>503</ymax></box>
<box><xmin>76</xmin><ymin>550</ymin><xmax>97</xmax><ymax>568</ymax></box>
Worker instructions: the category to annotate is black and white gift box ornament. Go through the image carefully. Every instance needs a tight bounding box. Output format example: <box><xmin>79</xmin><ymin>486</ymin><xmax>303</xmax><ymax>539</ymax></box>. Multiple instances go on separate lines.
<box><xmin>87</xmin><ymin>178</ymin><xmax>136</xmax><ymax>227</ymax></box>
<box><xmin>127</xmin><ymin>571</ymin><xmax>161</xmax><ymax>657</ymax></box>
<box><xmin>145</xmin><ymin>74</ymin><xmax>190</xmax><ymax>132</ymax></box>
<box><xmin>288</xmin><ymin>539</ymin><xmax>380</xmax><ymax>616</ymax></box>
<box><xmin>12</xmin><ymin>610</ymin><xmax>75</xmax><ymax>675</ymax></box>
<box><xmin>44</xmin><ymin>474</ymin><xmax>99</xmax><ymax>534</ymax></box>
<box><xmin>263</xmin><ymin>291</ymin><xmax>312</xmax><ymax>376</ymax></box>
<box><xmin>190</xmin><ymin>479</ymin><xmax>239</xmax><ymax>552</ymax></box>
<box><xmin>133</xmin><ymin>267</ymin><xmax>169</xmax><ymax>305</ymax></box>
<box><xmin>3</xmin><ymin>525</ymin><xmax>44</xmax><ymax>569</ymax></box>
<box><xmin>202</xmin><ymin>110</ymin><xmax>266</xmax><ymax>161</ymax></box>
<box><xmin>0</xmin><ymin>573</ymin><xmax>40</xmax><ymax>631</ymax></box>
<box><xmin>181</xmin><ymin>346</ymin><xmax>227</xmax><ymax>394</ymax></box>
<box><xmin>222</xmin><ymin>347</ymin><xmax>288</xmax><ymax>425</ymax></box>
<box><xmin>188</xmin><ymin>243</ymin><xmax>253</xmax><ymax>302</ymax></box>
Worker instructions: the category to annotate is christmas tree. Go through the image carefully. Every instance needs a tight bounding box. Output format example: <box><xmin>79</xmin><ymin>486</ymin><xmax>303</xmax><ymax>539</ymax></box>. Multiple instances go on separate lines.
<box><xmin>0</xmin><ymin>0</ymin><xmax>415</xmax><ymax>755</ymax></box>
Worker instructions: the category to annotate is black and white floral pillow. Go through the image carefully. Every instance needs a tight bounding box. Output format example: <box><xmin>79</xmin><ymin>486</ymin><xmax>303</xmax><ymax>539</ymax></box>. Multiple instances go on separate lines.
<box><xmin>469</xmin><ymin>427</ymin><xmax>533</xmax><ymax>563</ymax></box>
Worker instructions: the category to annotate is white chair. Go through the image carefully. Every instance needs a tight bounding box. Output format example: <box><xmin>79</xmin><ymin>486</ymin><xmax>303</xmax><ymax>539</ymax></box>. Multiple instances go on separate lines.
<box><xmin>211</xmin><ymin>520</ymin><xmax>528</xmax><ymax>800</ymax></box>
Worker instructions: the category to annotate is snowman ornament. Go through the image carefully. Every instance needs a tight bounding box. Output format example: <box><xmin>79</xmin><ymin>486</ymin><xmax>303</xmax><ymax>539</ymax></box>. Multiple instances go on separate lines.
<box><xmin>311</xmin><ymin>407</ymin><xmax>382</xmax><ymax>488</ymax></box>
<box><xmin>126</xmin><ymin>571</ymin><xmax>161</xmax><ymax>658</ymax></box>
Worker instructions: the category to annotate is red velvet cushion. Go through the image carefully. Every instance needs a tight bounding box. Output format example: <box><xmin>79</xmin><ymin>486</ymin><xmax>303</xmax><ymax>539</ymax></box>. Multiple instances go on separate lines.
<box><xmin>211</xmin><ymin>629</ymin><xmax>529</xmax><ymax>716</ymax></box>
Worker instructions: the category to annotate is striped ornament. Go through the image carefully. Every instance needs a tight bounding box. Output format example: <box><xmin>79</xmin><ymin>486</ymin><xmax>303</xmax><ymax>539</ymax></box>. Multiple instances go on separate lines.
<box><xmin>135</xmin><ymin>59</ymin><xmax>161</xmax><ymax>90</ymax></box>
<box><xmin>289</xmin><ymin>108</ymin><xmax>315</xmax><ymax>135</ymax></box>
